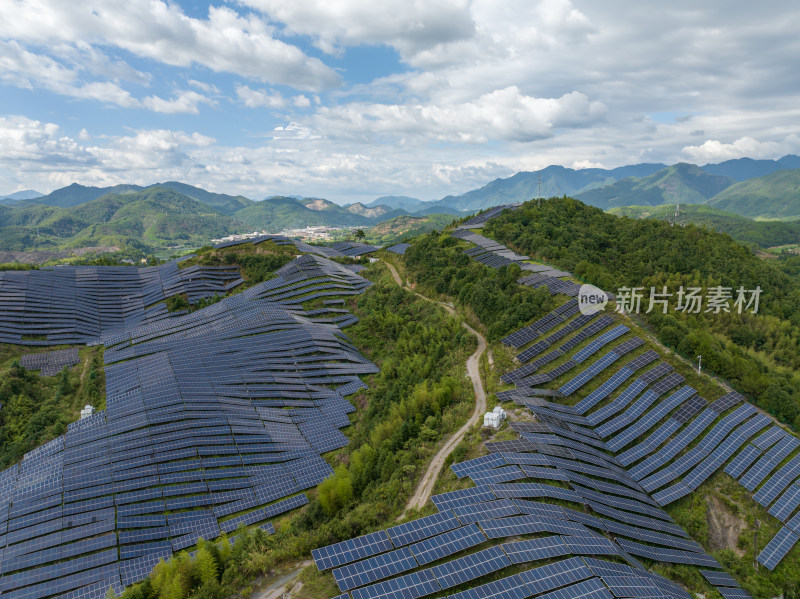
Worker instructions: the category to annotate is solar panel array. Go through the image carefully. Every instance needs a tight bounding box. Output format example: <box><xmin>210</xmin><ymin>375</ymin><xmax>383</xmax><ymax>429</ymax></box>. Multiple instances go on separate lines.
<box><xmin>19</xmin><ymin>347</ymin><xmax>80</xmax><ymax>376</ymax></box>
<box><xmin>452</xmin><ymin>227</ymin><xmax>586</xmax><ymax>296</ymax></box>
<box><xmin>457</xmin><ymin>204</ymin><xmax>523</xmax><ymax>228</ymax></box>
<box><xmin>385</xmin><ymin>243</ymin><xmax>411</xmax><ymax>255</ymax></box>
<box><xmin>503</xmin><ymin>316</ymin><xmax>616</xmax><ymax>384</ymax></box>
<box><xmin>451</xmin><ymin>224</ymin><xmax>799</xmax><ymax>574</ymax></box>
<box><xmin>330</xmin><ymin>242</ymin><xmax>382</xmax><ymax>257</ymax></box>
<box><xmin>0</xmin><ymin>254</ymin><xmax>380</xmax><ymax>597</ymax></box>
<box><xmin>215</xmin><ymin>234</ymin><xmax>343</xmax><ymax>258</ymax></box>
<box><xmin>0</xmin><ymin>262</ymin><xmax>243</xmax><ymax>345</ymax></box>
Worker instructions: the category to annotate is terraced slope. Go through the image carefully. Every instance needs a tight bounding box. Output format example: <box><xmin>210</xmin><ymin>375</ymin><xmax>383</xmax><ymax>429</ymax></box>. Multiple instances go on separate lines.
<box><xmin>0</xmin><ymin>255</ymin><xmax>378</xmax><ymax>597</ymax></box>
<box><xmin>309</xmin><ymin>210</ymin><xmax>800</xmax><ymax>598</ymax></box>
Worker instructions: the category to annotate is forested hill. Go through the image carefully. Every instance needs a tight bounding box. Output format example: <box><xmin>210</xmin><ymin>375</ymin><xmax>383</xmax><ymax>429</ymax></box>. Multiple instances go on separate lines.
<box><xmin>608</xmin><ymin>204</ymin><xmax>800</xmax><ymax>249</ymax></box>
<box><xmin>483</xmin><ymin>197</ymin><xmax>800</xmax><ymax>427</ymax></box>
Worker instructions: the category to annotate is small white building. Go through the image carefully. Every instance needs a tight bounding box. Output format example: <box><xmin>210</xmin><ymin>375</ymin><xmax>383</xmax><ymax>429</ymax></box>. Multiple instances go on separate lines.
<box><xmin>493</xmin><ymin>406</ymin><xmax>507</xmax><ymax>420</ymax></box>
<box><xmin>80</xmin><ymin>405</ymin><xmax>95</xmax><ymax>419</ymax></box>
<box><xmin>483</xmin><ymin>411</ymin><xmax>501</xmax><ymax>429</ymax></box>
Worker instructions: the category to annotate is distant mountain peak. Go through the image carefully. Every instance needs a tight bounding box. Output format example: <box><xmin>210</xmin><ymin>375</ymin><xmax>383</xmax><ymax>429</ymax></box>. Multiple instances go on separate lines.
<box><xmin>0</xmin><ymin>189</ymin><xmax>43</xmax><ymax>201</ymax></box>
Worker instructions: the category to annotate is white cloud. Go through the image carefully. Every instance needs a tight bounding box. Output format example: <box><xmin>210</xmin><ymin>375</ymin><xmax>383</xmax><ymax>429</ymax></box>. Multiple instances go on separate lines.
<box><xmin>681</xmin><ymin>136</ymin><xmax>799</xmax><ymax>163</ymax></box>
<box><xmin>236</xmin><ymin>84</ymin><xmax>286</xmax><ymax>109</ymax></box>
<box><xmin>314</xmin><ymin>87</ymin><xmax>606</xmax><ymax>143</ymax></box>
<box><xmin>0</xmin><ymin>41</ymin><xmax>140</xmax><ymax>107</ymax></box>
<box><xmin>0</xmin><ymin>0</ymin><xmax>340</xmax><ymax>90</ymax></box>
<box><xmin>293</xmin><ymin>95</ymin><xmax>311</xmax><ymax>108</ymax></box>
<box><xmin>0</xmin><ymin>116</ymin><xmax>95</xmax><ymax>165</ymax></box>
<box><xmin>188</xmin><ymin>79</ymin><xmax>220</xmax><ymax>94</ymax></box>
<box><xmin>142</xmin><ymin>90</ymin><xmax>216</xmax><ymax>114</ymax></box>
<box><xmin>239</xmin><ymin>0</ymin><xmax>475</xmax><ymax>58</ymax></box>
<box><xmin>2</xmin><ymin>1</ymin><xmax>800</xmax><ymax>203</ymax></box>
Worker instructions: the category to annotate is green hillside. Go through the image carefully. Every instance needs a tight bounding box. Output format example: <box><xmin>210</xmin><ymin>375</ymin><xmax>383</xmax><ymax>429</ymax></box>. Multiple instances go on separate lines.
<box><xmin>10</xmin><ymin>195</ymin><xmax>800</xmax><ymax>598</ymax></box>
<box><xmin>33</xmin><ymin>182</ymin><xmax>144</xmax><ymax>207</ymax></box>
<box><xmin>433</xmin><ymin>163</ymin><xmax>667</xmax><ymax>211</ymax></box>
<box><xmin>707</xmin><ymin>169</ymin><xmax>800</xmax><ymax>218</ymax></box>
<box><xmin>485</xmin><ymin>197</ymin><xmax>800</xmax><ymax>427</ymax></box>
<box><xmin>0</xmin><ymin>187</ymin><xmax>246</xmax><ymax>252</ymax></box>
<box><xmin>233</xmin><ymin>196</ymin><xmax>375</xmax><ymax>230</ymax></box>
<box><xmin>609</xmin><ymin>204</ymin><xmax>800</xmax><ymax>248</ymax></box>
<box><xmin>357</xmin><ymin>213</ymin><xmax>456</xmax><ymax>244</ymax></box>
<box><xmin>150</xmin><ymin>181</ymin><xmax>253</xmax><ymax>215</ymax></box>
<box><xmin>576</xmin><ymin>163</ymin><xmax>735</xmax><ymax>209</ymax></box>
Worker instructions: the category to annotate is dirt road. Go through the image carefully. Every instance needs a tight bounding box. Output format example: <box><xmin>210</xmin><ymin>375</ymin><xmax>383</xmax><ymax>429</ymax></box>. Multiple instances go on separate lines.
<box><xmin>382</xmin><ymin>261</ymin><xmax>488</xmax><ymax>513</ymax></box>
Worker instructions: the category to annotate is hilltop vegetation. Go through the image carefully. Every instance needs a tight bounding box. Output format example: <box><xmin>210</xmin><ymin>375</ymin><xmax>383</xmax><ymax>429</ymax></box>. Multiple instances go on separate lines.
<box><xmin>353</xmin><ymin>213</ymin><xmax>456</xmax><ymax>245</ymax></box>
<box><xmin>485</xmin><ymin>197</ymin><xmax>800</xmax><ymax>430</ymax></box>
<box><xmin>0</xmin><ymin>187</ymin><xmax>244</xmax><ymax>252</ymax></box>
<box><xmin>707</xmin><ymin>170</ymin><xmax>800</xmax><ymax>219</ymax></box>
<box><xmin>0</xmin><ymin>345</ymin><xmax>105</xmax><ymax>469</ymax></box>
<box><xmin>609</xmin><ymin>204</ymin><xmax>800</xmax><ymax>249</ymax></box>
<box><xmin>576</xmin><ymin>163</ymin><xmax>735</xmax><ymax>209</ymax></box>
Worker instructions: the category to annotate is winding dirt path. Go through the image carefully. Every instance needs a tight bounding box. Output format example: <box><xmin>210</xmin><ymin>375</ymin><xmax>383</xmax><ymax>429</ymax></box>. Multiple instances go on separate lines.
<box><xmin>382</xmin><ymin>261</ymin><xmax>488</xmax><ymax>513</ymax></box>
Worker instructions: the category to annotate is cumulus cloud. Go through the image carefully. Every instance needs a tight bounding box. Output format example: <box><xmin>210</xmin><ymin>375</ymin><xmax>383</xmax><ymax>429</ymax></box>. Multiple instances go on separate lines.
<box><xmin>0</xmin><ymin>0</ymin><xmax>340</xmax><ymax>90</ymax></box>
<box><xmin>314</xmin><ymin>87</ymin><xmax>606</xmax><ymax>143</ymax></box>
<box><xmin>0</xmin><ymin>41</ymin><xmax>140</xmax><ymax>107</ymax></box>
<box><xmin>682</xmin><ymin>136</ymin><xmax>799</xmax><ymax>162</ymax></box>
<box><xmin>142</xmin><ymin>91</ymin><xmax>216</xmax><ymax>114</ymax></box>
<box><xmin>239</xmin><ymin>0</ymin><xmax>475</xmax><ymax>58</ymax></box>
<box><xmin>2</xmin><ymin>1</ymin><xmax>800</xmax><ymax>202</ymax></box>
<box><xmin>236</xmin><ymin>84</ymin><xmax>286</xmax><ymax>109</ymax></box>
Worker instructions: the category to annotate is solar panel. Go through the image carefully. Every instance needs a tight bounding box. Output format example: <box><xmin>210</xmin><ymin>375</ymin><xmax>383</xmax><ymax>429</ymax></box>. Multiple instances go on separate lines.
<box><xmin>769</xmin><ymin>482</ymin><xmax>800</xmax><ymax>522</ymax></box>
<box><xmin>753</xmin><ymin>454</ymin><xmax>800</xmax><ymax>507</ymax></box>
<box><xmin>599</xmin><ymin>574</ymin><xmax>664</xmax><ymax>597</ymax></box>
<box><xmin>515</xmin><ymin>556</ymin><xmax>594</xmax><ymax>595</ymax></box>
<box><xmin>451</xmin><ymin>454</ymin><xmax>508</xmax><ymax>478</ymax></box>
<box><xmin>724</xmin><ymin>444</ymin><xmax>762</xmax><ymax>479</ymax></box>
<box><xmin>386</xmin><ymin>512</ymin><xmax>461</xmax><ymax>547</ymax></box>
<box><xmin>431</xmin><ymin>545</ymin><xmax>511</xmax><ymax>589</ymax></box>
<box><xmin>758</xmin><ymin>526</ymin><xmax>799</xmax><ymax>570</ymax></box>
<box><xmin>616</xmin><ymin>539</ymin><xmax>721</xmax><ymax>568</ymax></box>
<box><xmin>408</xmin><ymin>523</ymin><xmax>486</xmax><ymax>565</ymax></box>
<box><xmin>536</xmin><ymin>577</ymin><xmax>614</xmax><ymax>599</ymax></box>
<box><xmin>446</xmin><ymin>572</ymin><xmax>532</xmax><ymax>599</ymax></box>
<box><xmin>709</xmin><ymin>392</ymin><xmax>745</xmax><ymax>413</ymax></box>
<box><xmin>631</xmin><ymin>408</ymin><xmax>717</xmax><ymax>483</ymax></box>
<box><xmin>430</xmin><ymin>486</ymin><xmax>497</xmax><ymax>510</ymax></box>
<box><xmin>671</xmin><ymin>394</ymin><xmax>708</xmax><ymax>424</ymax></box>
<box><xmin>332</xmin><ymin>547</ymin><xmax>418</xmax><ymax>592</ymax></box>
<box><xmin>741</xmin><ymin>436</ymin><xmax>800</xmax><ymax>491</ymax></box>
<box><xmin>502</xmin><ymin>536</ymin><xmax>571</xmax><ymax>563</ymax></box>
<box><xmin>350</xmin><ymin>568</ymin><xmax>440</xmax><ymax>599</ymax></box>
<box><xmin>717</xmin><ymin>587</ymin><xmax>755</xmax><ymax>599</ymax></box>
<box><xmin>699</xmin><ymin>569</ymin><xmax>740</xmax><ymax>587</ymax></box>
<box><xmin>574</xmin><ymin>367</ymin><xmax>636</xmax><ymax>415</ymax></box>
<box><xmin>312</xmin><ymin>531</ymin><xmax>394</xmax><ymax>571</ymax></box>
<box><xmin>752</xmin><ymin>425</ymin><xmax>786</xmax><ymax>451</ymax></box>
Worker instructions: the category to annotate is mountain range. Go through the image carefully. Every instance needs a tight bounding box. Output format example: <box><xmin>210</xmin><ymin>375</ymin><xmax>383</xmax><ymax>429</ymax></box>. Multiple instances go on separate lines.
<box><xmin>2</xmin><ymin>154</ymin><xmax>799</xmax><ymax>255</ymax></box>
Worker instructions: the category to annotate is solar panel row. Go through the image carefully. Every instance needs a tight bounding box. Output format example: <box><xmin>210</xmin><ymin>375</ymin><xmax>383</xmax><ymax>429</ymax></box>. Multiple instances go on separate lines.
<box><xmin>0</xmin><ymin>254</ymin><xmax>381</xmax><ymax>595</ymax></box>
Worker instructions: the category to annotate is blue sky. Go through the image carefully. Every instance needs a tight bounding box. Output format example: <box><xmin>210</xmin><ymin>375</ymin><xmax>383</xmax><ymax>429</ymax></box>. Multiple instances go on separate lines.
<box><xmin>0</xmin><ymin>0</ymin><xmax>799</xmax><ymax>203</ymax></box>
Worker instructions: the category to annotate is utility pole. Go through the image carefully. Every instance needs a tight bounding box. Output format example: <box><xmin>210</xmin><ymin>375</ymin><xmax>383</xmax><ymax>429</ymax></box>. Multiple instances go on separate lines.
<box><xmin>754</xmin><ymin>519</ymin><xmax>760</xmax><ymax>572</ymax></box>
<box><xmin>537</xmin><ymin>174</ymin><xmax>541</xmax><ymax>208</ymax></box>
<box><xmin>697</xmin><ymin>355</ymin><xmax>702</xmax><ymax>374</ymax></box>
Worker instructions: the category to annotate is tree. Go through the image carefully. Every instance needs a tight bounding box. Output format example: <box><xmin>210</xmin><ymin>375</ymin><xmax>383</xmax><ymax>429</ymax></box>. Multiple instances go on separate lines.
<box><xmin>354</xmin><ymin>229</ymin><xmax>365</xmax><ymax>241</ymax></box>
<box><xmin>194</xmin><ymin>545</ymin><xmax>218</xmax><ymax>585</ymax></box>
<box><xmin>318</xmin><ymin>465</ymin><xmax>353</xmax><ymax>515</ymax></box>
